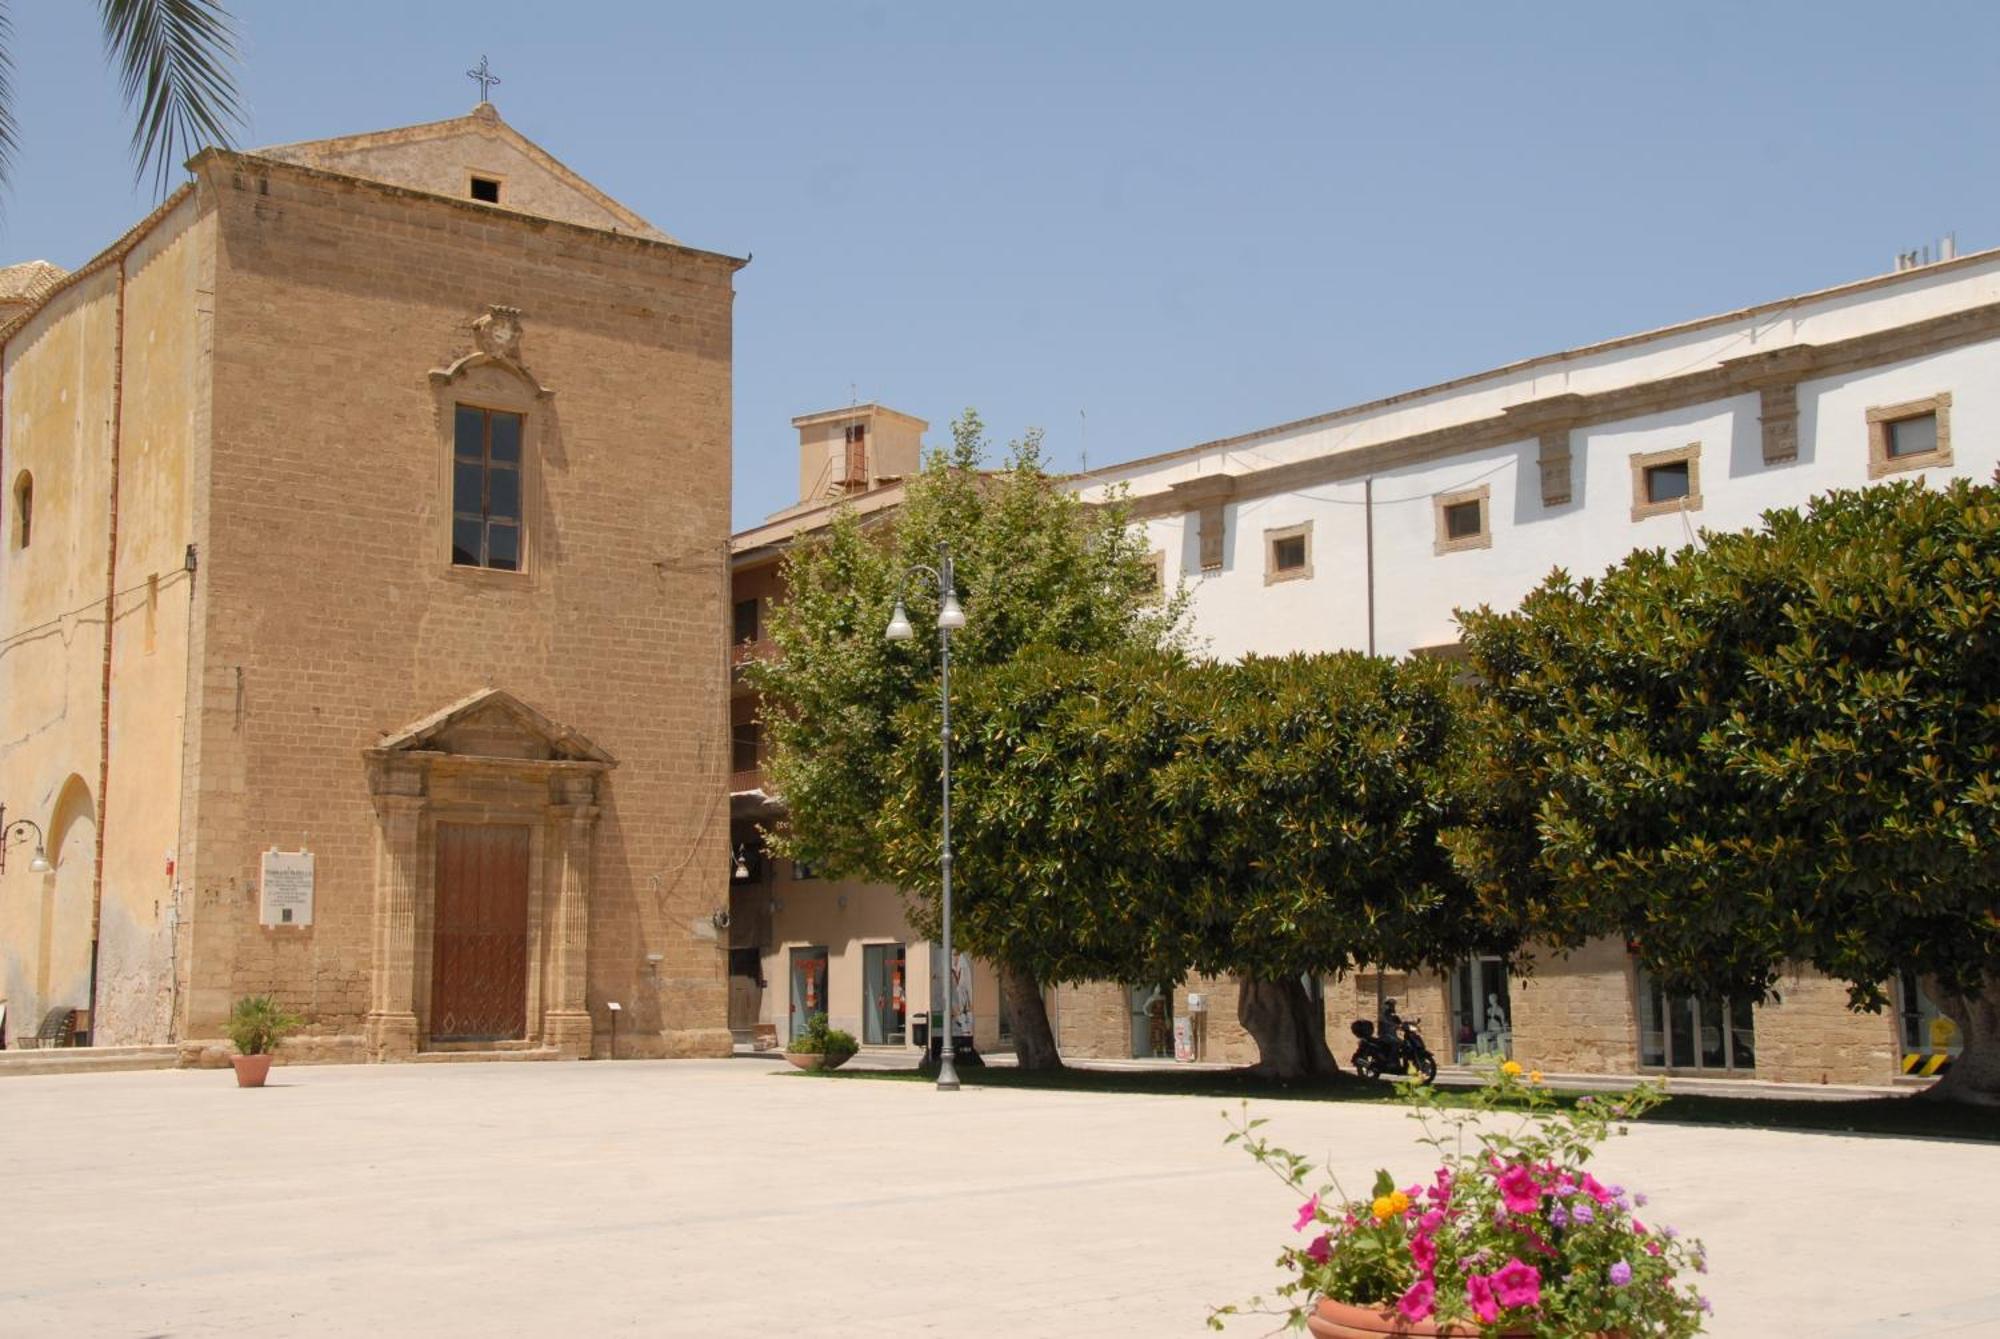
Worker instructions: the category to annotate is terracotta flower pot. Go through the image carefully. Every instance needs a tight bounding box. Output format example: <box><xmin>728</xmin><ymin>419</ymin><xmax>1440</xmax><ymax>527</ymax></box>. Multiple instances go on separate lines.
<box><xmin>231</xmin><ymin>1054</ymin><xmax>273</xmax><ymax>1088</ymax></box>
<box><xmin>783</xmin><ymin>1050</ymin><xmax>852</xmax><ymax>1072</ymax></box>
<box><xmin>1308</xmin><ymin>1298</ymin><xmax>1606</xmax><ymax>1338</ymax></box>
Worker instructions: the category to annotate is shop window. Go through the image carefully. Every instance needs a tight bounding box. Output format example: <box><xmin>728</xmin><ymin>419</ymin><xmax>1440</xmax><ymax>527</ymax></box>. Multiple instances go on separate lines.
<box><xmin>863</xmin><ymin>942</ymin><xmax>907</xmax><ymax>1045</ymax></box>
<box><xmin>1450</xmin><ymin>955</ymin><xmax>1512</xmax><ymax>1063</ymax></box>
<box><xmin>1636</xmin><ymin>968</ymin><xmax>1753</xmax><ymax>1072</ymax></box>
<box><xmin>1896</xmin><ymin>969</ymin><xmax>1964</xmax><ymax>1077</ymax></box>
<box><xmin>1129</xmin><ymin>983</ymin><xmax>1174</xmax><ymax>1058</ymax></box>
<box><xmin>788</xmin><ymin>946</ymin><xmax>829</xmax><ymax>1041</ymax></box>
<box><xmin>1867</xmin><ymin>393</ymin><xmax>1953</xmax><ymax>478</ymax></box>
<box><xmin>1630</xmin><ymin>444</ymin><xmax>1703</xmax><ymax>521</ymax></box>
<box><xmin>451</xmin><ymin>405</ymin><xmax>525</xmax><ymax>570</ymax></box>
<box><xmin>1434</xmin><ymin>485</ymin><xmax>1491</xmax><ymax>555</ymax></box>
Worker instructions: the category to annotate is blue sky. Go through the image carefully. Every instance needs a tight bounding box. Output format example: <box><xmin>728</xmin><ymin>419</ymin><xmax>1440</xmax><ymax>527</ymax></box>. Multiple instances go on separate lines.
<box><xmin>8</xmin><ymin>2</ymin><xmax>1998</xmax><ymax>529</ymax></box>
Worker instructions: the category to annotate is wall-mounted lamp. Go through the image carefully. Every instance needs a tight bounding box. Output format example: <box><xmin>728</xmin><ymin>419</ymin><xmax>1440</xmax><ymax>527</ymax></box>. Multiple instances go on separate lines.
<box><xmin>0</xmin><ymin>804</ymin><xmax>51</xmax><ymax>876</ymax></box>
<box><xmin>732</xmin><ymin>846</ymin><xmax>752</xmax><ymax>881</ymax></box>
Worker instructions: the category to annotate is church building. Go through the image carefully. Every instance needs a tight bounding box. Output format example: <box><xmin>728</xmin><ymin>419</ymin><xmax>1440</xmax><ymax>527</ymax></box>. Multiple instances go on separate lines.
<box><xmin>0</xmin><ymin>102</ymin><xmax>744</xmax><ymax>1062</ymax></box>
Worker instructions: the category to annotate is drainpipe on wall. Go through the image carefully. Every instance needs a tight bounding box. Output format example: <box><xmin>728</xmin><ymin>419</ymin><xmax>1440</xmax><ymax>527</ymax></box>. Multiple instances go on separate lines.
<box><xmin>87</xmin><ymin>256</ymin><xmax>129</xmax><ymax>1044</ymax></box>
<box><xmin>1364</xmin><ymin>476</ymin><xmax>1381</xmax><ymax>1026</ymax></box>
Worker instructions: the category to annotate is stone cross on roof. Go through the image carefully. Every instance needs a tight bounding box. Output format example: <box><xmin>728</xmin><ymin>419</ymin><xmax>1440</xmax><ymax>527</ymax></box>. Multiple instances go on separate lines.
<box><xmin>466</xmin><ymin>55</ymin><xmax>501</xmax><ymax>103</ymax></box>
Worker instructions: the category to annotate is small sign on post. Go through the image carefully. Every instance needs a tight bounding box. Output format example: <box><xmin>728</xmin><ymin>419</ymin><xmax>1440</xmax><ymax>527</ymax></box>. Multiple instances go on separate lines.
<box><xmin>259</xmin><ymin>848</ymin><xmax>314</xmax><ymax>927</ymax></box>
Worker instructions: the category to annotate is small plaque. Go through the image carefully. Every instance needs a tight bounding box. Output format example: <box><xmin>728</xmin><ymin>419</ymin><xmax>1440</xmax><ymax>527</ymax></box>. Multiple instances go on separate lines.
<box><xmin>260</xmin><ymin>849</ymin><xmax>314</xmax><ymax>927</ymax></box>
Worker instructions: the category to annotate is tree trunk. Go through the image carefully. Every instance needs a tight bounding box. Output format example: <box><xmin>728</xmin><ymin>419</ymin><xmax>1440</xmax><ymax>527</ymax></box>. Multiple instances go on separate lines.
<box><xmin>1000</xmin><ymin>960</ymin><xmax>1064</xmax><ymax>1071</ymax></box>
<box><xmin>1921</xmin><ymin>977</ymin><xmax>2000</xmax><ymax>1106</ymax></box>
<box><xmin>1238</xmin><ymin>976</ymin><xmax>1340</xmax><ymax>1080</ymax></box>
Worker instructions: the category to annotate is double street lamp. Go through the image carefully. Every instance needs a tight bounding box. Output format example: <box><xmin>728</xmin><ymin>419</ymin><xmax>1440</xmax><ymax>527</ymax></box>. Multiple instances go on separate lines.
<box><xmin>885</xmin><ymin>547</ymin><xmax>967</xmax><ymax>1092</ymax></box>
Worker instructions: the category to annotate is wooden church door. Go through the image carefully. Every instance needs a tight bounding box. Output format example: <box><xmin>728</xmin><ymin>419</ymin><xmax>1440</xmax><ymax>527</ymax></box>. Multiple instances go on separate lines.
<box><xmin>430</xmin><ymin>823</ymin><xmax>532</xmax><ymax>1042</ymax></box>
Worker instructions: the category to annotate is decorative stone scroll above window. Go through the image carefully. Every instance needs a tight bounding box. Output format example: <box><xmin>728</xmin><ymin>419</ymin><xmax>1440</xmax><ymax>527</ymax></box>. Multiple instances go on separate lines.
<box><xmin>430</xmin><ymin>306</ymin><xmax>553</xmax><ymax>576</ymax></box>
<box><xmin>1502</xmin><ymin>393</ymin><xmax>1587</xmax><ymax>510</ymax></box>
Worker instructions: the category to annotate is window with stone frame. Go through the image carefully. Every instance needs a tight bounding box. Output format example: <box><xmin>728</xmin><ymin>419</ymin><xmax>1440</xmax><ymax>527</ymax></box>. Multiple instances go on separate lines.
<box><xmin>1433</xmin><ymin>484</ymin><xmax>1491</xmax><ymax>555</ymax></box>
<box><xmin>451</xmin><ymin>405</ymin><xmax>525</xmax><ymax>570</ymax></box>
<box><xmin>1867</xmin><ymin>393</ymin><xmax>1953</xmax><ymax>479</ymax></box>
<box><xmin>1263</xmin><ymin>522</ymin><xmax>1313</xmax><ymax>584</ymax></box>
<box><xmin>1629</xmin><ymin>443</ymin><xmax>1703</xmax><ymax>522</ymax></box>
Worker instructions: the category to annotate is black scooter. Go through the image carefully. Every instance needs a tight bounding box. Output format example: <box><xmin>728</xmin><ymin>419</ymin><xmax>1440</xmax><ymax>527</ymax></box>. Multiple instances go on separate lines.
<box><xmin>1349</xmin><ymin>1016</ymin><xmax>1439</xmax><ymax>1082</ymax></box>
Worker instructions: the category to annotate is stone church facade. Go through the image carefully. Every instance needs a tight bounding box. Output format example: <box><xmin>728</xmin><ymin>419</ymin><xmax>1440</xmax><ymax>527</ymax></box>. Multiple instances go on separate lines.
<box><xmin>0</xmin><ymin>105</ymin><xmax>742</xmax><ymax>1061</ymax></box>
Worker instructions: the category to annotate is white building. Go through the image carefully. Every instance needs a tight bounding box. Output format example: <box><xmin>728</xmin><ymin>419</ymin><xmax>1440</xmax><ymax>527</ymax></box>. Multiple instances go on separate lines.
<box><xmin>1070</xmin><ymin>243</ymin><xmax>1996</xmax><ymax>1083</ymax></box>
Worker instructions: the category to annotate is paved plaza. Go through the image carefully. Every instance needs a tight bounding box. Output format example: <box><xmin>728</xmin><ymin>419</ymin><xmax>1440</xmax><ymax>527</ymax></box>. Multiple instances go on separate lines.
<box><xmin>5</xmin><ymin>1059</ymin><xmax>1997</xmax><ymax>1337</ymax></box>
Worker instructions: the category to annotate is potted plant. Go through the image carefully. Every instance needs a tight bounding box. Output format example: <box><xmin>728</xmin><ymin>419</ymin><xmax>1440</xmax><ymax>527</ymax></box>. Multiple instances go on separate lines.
<box><xmin>1213</xmin><ymin>1063</ymin><xmax>1712</xmax><ymax>1336</ymax></box>
<box><xmin>784</xmin><ymin>1011</ymin><xmax>858</xmax><ymax>1072</ymax></box>
<box><xmin>225</xmin><ymin>995</ymin><xmax>302</xmax><ymax>1088</ymax></box>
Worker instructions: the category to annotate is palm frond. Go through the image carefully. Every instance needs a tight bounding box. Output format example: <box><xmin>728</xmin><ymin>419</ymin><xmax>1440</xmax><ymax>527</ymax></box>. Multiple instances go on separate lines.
<box><xmin>0</xmin><ymin>3</ymin><xmax>19</xmax><ymax>192</ymax></box>
<box><xmin>98</xmin><ymin>0</ymin><xmax>244</xmax><ymax>197</ymax></box>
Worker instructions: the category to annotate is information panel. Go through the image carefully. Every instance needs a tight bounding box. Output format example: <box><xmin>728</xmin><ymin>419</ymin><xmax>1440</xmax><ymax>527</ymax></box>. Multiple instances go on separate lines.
<box><xmin>259</xmin><ymin>848</ymin><xmax>314</xmax><ymax>927</ymax></box>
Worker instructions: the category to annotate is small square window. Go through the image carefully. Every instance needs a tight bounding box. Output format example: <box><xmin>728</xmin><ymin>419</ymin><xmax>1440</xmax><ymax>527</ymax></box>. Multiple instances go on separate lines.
<box><xmin>1434</xmin><ymin>485</ymin><xmax>1492</xmax><ymax>555</ymax></box>
<box><xmin>1644</xmin><ymin>461</ymin><xmax>1690</xmax><ymax>504</ymax></box>
<box><xmin>1629</xmin><ymin>445</ymin><xmax>1702</xmax><ymax>521</ymax></box>
<box><xmin>1868</xmin><ymin>394</ymin><xmax>1952</xmax><ymax>479</ymax></box>
<box><xmin>1263</xmin><ymin>522</ymin><xmax>1313</xmax><ymax>584</ymax></box>
<box><xmin>1887</xmin><ymin>413</ymin><xmax>1938</xmax><ymax>459</ymax></box>
<box><xmin>1444</xmin><ymin>499</ymin><xmax>1483</xmax><ymax>540</ymax></box>
<box><xmin>470</xmin><ymin>175</ymin><xmax>501</xmax><ymax>203</ymax></box>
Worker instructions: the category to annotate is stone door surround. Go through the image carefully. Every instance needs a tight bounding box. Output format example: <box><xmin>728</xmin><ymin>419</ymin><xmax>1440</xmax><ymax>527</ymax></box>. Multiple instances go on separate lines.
<box><xmin>362</xmin><ymin>689</ymin><xmax>614</xmax><ymax>1060</ymax></box>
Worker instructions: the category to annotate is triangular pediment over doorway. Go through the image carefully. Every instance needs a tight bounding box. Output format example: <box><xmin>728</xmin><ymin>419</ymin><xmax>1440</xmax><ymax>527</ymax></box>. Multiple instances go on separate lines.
<box><xmin>372</xmin><ymin>689</ymin><xmax>616</xmax><ymax>766</ymax></box>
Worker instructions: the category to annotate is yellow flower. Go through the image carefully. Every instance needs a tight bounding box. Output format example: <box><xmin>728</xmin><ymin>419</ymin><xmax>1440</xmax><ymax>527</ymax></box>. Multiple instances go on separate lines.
<box><xmin>1501</xmin><ymin>1060</ymin><xmax>1523</xmax><ymax>1077</ymax></box>
<box><xmin>1371</xmin><ymin>1195</ymin><xmax>1396</xmax><ymax>1221</ymax></box>
<box><xmin>1530</xmin><ymin>1070</ymin><xmax>1544</xmax><ymax>1085</ymax></box>
<box><xmin>1389</xmin><ymin>1191</ymin><xmax>1410</xmax><ymax>1214</ymax></box>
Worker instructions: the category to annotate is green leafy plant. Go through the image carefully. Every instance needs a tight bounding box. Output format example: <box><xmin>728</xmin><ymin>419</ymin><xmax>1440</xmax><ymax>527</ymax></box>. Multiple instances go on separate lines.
<box><xmin>225</xmin><ymin>994</ymin><xmax>301</xmax><ymax>1057</ymax></box>
<box><xmin>786</xmin><ymin>1012</ymin><xmax>858</xmax><ymax>1062</ymax></box>
<box><xmin>1213</xmin><ymin>1065</ymin><xmax>1709</xmax><ymax>1335</ymax></box>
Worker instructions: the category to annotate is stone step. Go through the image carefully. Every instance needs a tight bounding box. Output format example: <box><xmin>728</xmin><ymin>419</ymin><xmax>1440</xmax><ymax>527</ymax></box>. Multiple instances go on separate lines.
<box><xmin>410</xmin><ymin>1047</ymin><xmax>563</xmax><ymax>1063</ymax></box>
<box><xmin>0</xmin><ymin>1045</ymin><xmax>179</xmax><ymax>1078</ymax></box>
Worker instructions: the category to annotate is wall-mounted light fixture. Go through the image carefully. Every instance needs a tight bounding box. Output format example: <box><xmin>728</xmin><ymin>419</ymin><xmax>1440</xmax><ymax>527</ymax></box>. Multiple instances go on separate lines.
<box><xmin>732</xmin><ymin>846</ymin><xmax>752</xmax><ymax>881</ymax></box>
<box><xmin>0</xmin><ymin>804</ymin><xmax>51</xmax><ymax>876</ymax></box>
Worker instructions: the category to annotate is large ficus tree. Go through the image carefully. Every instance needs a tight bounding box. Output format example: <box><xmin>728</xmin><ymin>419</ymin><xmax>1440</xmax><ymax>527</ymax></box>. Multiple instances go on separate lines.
<box><xmin>1452</xmin><ymin>478</ymin><xmax>2000</xmax><ymax>1105</ymax></box>
<box><xmin>748</xmin><ymin>410</ymin><xmax>1183</xmax><ymax>1069</ymax></box>
<box><xmin>1176</xmin><ymin>653</ymin><xmax>1485</xmax><ymax>1079</ymax></box>
<box><xmin>912</xmin><ymin>648</ymin><xmax>1481</xmax><ymax>1081</ymax></box>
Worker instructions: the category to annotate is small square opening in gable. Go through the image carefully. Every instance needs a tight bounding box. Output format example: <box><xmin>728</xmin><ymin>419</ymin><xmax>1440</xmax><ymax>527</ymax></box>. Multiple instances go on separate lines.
<box><xmin>470</xmin><ymin>175</ymin><xmax>502</xmax><ymax>203</ymax></box>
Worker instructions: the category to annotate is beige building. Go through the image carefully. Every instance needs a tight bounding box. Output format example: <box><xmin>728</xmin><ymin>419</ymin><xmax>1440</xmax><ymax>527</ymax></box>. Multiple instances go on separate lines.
<box><xmin>0</xmin><ymin>103</ymin><xmax>744</xmax><ymax>1062</ymax></box>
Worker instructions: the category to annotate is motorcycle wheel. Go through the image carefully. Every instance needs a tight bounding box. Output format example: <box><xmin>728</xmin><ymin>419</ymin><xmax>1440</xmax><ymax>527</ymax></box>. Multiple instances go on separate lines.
<box><xmin>1351</xmin><ymin>1050</ymin><xmax>1381</xmax><ymax>1080</ymax></box>
<box><xmin>1414</xmin><ymin>1053</ymin><xmax>1438</xmax><ymax>1083</ymax></box>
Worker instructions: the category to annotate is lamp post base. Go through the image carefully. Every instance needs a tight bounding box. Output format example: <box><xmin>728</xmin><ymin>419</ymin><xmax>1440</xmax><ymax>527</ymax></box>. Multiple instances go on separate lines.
<box><xmin>936</xmin><ymin>1054</ymin><xmax>961</xmax><ymax>1091</ymax></box>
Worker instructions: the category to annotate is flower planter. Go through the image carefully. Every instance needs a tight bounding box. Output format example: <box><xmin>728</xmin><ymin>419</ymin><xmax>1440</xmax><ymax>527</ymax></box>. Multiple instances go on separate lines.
<box><xmin>1308</xmin><ymin>1298</ymin><xmax>1609</xmax><ymax>1338</ymax></box>
<box><xmin>783</xmin><ymin>1050</ymin><xmax>852</xmax><ymax>1072</ymax></box>
<box><xmin>230</xmin><ymin>1054</ymin><xmax>274</xmax><ymax>1088</ymax></box>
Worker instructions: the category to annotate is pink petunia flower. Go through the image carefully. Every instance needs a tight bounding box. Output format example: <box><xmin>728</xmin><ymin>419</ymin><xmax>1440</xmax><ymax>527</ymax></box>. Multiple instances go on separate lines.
<box><xmin>1580</xmin><ymin>1172</ymin><xmax>1616</xmax><ymax>1205</ymax></box>
<box><xmin>1464</xmin><ymin>1273</ymin><xmax>1499</xmax><ymax>1324</ymax></box>
<box><xmin>1305</xmin><ymin>1233</ymin><xmax>1332</xmax><ymax>1265</ymax></box>
<box><xmin>1496</xmin><ymin>1163</ymin><xmax>1543</xmax><ymax>1215</ymax></box>
<box><xmin>1396</xmin><ymin>1278</ymin><xmax>1436</xmax><ymax>1323</ymax></box>
<box><xmin>1294</xmin><ymin>1195</ymin><xmax>1319</xmax><ymax>1232</ymax></box>
<box><xmin>1491</xmin><ymin>1257</ymin><xmax>1542</xmax><ymax>1310</ymax></box>
<box><xmin>1409</xmin><ymin>1230</ymin><xmax>1438</xmax><ymax>1273</ymax></box>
